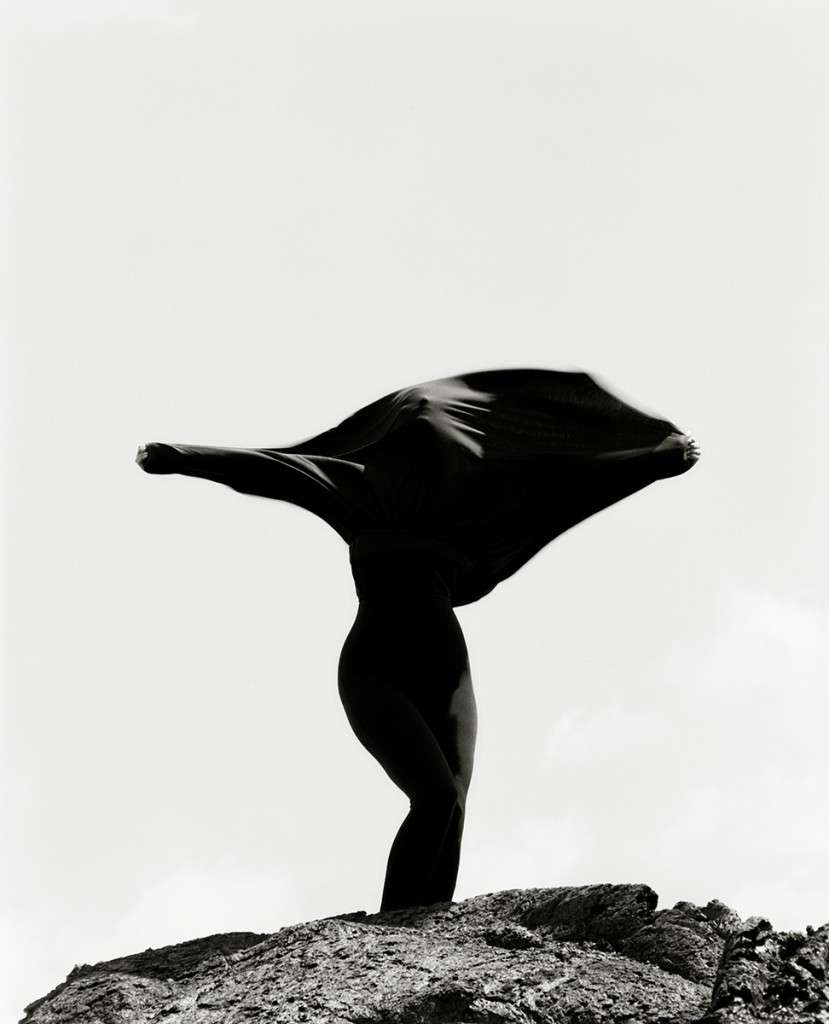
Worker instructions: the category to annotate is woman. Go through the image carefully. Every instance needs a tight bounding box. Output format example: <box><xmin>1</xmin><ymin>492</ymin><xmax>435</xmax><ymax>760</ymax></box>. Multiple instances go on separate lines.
<box><xmin>136</xmin><ymin>367</ymin><xmax>700</xmax><ymax>912</ymax></box>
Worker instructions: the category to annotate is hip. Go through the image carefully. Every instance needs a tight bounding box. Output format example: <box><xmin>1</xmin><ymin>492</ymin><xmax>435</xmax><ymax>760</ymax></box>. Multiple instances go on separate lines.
<box><xmin>338</xmin><ymin>599</ymin><xmax>470</xmax><ymax>695</ymax></box>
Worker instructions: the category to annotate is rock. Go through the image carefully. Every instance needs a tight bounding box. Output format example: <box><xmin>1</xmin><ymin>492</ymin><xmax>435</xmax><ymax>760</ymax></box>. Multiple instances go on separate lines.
<box><xmin>617</xmin><ymin>898</ymin><xmax>743</xmax><ymax>985</ymax></box>
<box><xmin>483</xmin><ymin>923</ymin><xmax>544</xmax><ymax>950</ymax></box>
<box><xmin>703</xmin><ymin>917</ymin><xmax>829</xmax><ymax>1023</ymax></box>
<box><xmin>20</xmin><ymin>884</ymin><xmax>829</xmax><ymax>1024</ymax></box>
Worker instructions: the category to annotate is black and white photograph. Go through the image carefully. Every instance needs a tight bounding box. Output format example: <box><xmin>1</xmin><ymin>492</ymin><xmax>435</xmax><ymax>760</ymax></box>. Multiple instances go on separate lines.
<box><xmin>3</xmin><ymin>2</ymin><xmax>827</xmax><ymax>1021</ymax></box>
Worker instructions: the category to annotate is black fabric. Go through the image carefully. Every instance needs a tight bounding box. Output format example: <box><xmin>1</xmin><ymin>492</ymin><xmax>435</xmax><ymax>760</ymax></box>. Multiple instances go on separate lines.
<box><xmin>147</xmin><ymin>366</ymin><xmax>695</xmax><ymax>912</ymax></box>
<box><xmin>165</xmin><ymin>366</ymin><xmax>692</xmax><ymax>608</ymax></box>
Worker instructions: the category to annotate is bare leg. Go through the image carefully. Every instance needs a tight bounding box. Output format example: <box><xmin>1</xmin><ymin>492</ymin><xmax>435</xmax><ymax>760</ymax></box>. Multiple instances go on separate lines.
<box><xmin>421</xmin><ymin>663</ymin><xmax>476</xmax><ymax>905</ymax></box>
<box><xmin>338</xmin><ymin>604</ymin><xmax>477</xmax><ymax>912</ymax></box>
<box><xmin>338</xmin><ymin>677</ymin><xmax>471</xmax><ymax>911</ymax></box>
<box><xmin>423</xmin><ymin>801</ymin><xmax>466</xmax><ymax>905</ymax></box>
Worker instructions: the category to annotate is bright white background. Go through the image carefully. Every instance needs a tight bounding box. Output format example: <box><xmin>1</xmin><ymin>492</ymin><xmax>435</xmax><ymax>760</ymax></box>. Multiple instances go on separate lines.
<box><xmin>3</xmin><ymin>1</ymin><xmax>827</xmax><ymax>1019</ymax></box>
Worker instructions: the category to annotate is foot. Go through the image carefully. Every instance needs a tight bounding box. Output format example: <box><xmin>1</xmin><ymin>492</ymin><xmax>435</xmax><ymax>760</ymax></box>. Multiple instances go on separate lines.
<box><xmin>651</xmin><ymin>432</ymin><xmax>702</xmax><ymax>476</ymax></box>
<box><xmin>135</xmin><ymin>442</ymin><xmax>178</xmax><ymax>474</ymax></box>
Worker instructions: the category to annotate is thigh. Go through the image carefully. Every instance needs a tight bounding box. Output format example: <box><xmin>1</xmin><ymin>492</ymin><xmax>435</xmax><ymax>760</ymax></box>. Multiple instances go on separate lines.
<box><xmin>441</xmin><ymin>662</ymin><xmax>477</xmax><ymax>798</ymax></box>
<box><xmin>338</xmin><ymin>605</ymin><xmax>477</xmax><ymax>796</ymax></box>
<box><xmin>338</xmin><ymin>674</ymin><xmax>457</xmax><ymax>801</ymax></box>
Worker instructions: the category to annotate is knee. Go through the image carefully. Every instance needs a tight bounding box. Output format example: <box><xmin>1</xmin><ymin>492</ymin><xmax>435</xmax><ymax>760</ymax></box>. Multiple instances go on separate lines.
<box><xmin>411</xmin><ymin>779</ymin><xmax>466</xmax><ymax>820</ymax></box>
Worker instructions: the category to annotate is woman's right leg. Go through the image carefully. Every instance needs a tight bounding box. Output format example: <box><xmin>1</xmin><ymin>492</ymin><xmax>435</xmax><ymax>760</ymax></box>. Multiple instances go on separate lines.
<box><xmin>420</xmin><ymin>663</ymin><xmax>477</xmax><ymax>906</ymax></box>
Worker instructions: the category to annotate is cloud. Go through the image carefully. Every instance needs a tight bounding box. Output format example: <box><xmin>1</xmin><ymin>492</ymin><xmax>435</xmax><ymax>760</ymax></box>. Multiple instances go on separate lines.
<box><xmin>531</xmin><ymin>577</ymin><xmax>829</xmax><ymax>930</ymax></box>
<box><xmin>664</xmin><ymin>577</ymin><xmax>829</xmax><ymax>753</ymax></box>
<box><xmin>543</xmin><ymin>705</ymin><xmax>668</xmax><ymax>765</ymax></box>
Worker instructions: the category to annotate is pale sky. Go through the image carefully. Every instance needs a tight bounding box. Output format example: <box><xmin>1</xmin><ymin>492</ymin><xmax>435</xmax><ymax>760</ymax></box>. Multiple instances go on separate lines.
<box><xmin>3</xmin><ymin>1</ymin><xmax>828</xmax><ymax>1019</ymax></box>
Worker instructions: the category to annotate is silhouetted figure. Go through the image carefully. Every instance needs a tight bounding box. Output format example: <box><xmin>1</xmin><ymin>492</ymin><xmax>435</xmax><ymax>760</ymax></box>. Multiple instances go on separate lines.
<box><xmin>136</xmin><ymin>367</ymin><xmax>700</xmax><ymax>912</ymax></box>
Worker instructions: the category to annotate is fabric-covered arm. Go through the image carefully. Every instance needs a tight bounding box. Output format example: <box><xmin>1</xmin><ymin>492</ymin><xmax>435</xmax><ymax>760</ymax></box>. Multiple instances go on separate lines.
<box><xmin>167</xmin><ymin>443</ymin><xmax>330</xmax><ymax>502</ymax></box>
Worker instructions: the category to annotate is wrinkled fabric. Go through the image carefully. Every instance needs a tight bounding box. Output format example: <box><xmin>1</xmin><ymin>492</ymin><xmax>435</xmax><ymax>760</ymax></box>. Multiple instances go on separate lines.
<box><xmin>245</xmin><ymin>367</ymin><xmax>692</xmax><ymax>607</ymax></box>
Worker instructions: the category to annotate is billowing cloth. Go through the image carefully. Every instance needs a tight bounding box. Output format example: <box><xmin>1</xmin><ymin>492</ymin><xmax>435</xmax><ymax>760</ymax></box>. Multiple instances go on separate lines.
<box><xmin>247</xmin><ymin>367</ymin><xmax>693</xmax><ymax>607</ymax></box>
<box><xmin>148</xmin><ymin>366</ymin><xmax>695</xmax><ymax>912</ymax></box>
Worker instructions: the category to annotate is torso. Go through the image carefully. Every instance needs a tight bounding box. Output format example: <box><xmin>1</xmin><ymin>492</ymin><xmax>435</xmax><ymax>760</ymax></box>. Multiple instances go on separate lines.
<box><xmin>348</xmin><ymin>533</ymin><xmax>473</xmax><ymax>610</ymax></box>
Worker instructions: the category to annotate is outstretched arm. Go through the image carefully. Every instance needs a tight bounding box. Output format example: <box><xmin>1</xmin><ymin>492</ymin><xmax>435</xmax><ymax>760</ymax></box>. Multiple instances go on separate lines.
<box><xmin>135</xmin><ymin>441</ymin><xmax>330</xmax><ymax>504</ymax></box>
<box><xmin>135</xmin><ymin>441</ymin><xmax>368</xmax><ymax>545</ymax></box>
<box><xmin>590</xmin><ymin>432</ymin><xmax>701</xmax><ymax>478</ymax></box>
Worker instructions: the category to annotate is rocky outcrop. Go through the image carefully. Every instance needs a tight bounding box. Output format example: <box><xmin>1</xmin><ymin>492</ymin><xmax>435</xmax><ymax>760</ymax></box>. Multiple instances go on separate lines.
<box><xmin>703</xmin><ymin>916</ymin><xmax>829</xmax><ymax>1023</ymax></box>
<box><xmin>21</xmin><ymin>884</ymin><xmax>829</xmax><ymax>1023</ymax></box>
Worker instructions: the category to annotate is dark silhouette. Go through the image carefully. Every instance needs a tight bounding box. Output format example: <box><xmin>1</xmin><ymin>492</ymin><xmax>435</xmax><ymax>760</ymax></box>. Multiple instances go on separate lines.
<box><xmin>136</xmin><ymin>367</ymin><xmax>700</xmax><ymax>912</ymax></box>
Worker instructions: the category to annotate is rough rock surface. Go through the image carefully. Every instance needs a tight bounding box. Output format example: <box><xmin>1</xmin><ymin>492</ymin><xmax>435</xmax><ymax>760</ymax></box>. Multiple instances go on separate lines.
<box><xmin>21</xmin><ymin>884</ymin><xmax>829</xmax><ymax>1024</ymax></box>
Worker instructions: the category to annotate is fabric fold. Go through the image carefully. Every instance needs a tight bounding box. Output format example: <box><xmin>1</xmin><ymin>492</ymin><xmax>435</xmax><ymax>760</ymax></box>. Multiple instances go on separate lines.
<box><xmin>170</xmin><ymin>368</ymin><xmax>695</xmax><ymax>606</ymax></box>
